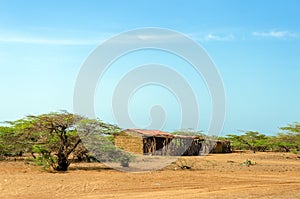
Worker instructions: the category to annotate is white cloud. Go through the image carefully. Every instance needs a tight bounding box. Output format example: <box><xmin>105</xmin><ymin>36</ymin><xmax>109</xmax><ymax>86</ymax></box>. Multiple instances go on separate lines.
<box><xmin>0</xmin><ymin>36</ymin><xmax>100</xmax><ymax>45</ymax></box>
<box><xmin>252</xmin><ymin>30</ymin><xmax>297</xmax><ymax>38</ymax></box>
<box><xmin>136</xmin><ymin>33</ymin><xmax>181</xmax><ymax>41</ymax></box>
<box><xmin>204</xmin><ymin>34</ymin><xmax>235</xmax><ymax>42</ymax></box>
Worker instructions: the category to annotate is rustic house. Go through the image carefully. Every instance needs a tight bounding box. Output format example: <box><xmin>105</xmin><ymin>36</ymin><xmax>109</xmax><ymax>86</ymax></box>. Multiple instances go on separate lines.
<box><xmin>114</xmin><ymin>129</ymin><xmax>173</xmax><ymax>155</ymax></box>
<box><xmin>114</xmin><ymin>129</ymin><xmax>231</xmax><ymax>156</ymax></box>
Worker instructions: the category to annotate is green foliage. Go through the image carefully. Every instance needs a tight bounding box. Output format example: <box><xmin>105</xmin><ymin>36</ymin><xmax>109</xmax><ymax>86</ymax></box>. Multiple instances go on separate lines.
<box><xmin>0</xmin><ymin>126</ymin><xmax>25</xmax><ymax>156</ymax></box>
<box><xmin>31</xmin><ymin>144</ymin><xmax>57</xmax><ymax>170</ymax></box>
<box><xmin>226</xmin><ymin>131</ymin><xmax>270</xmax><ymax>153</ymax></box>
<box><xmin>1</xmin><ymin>111</ymin><xmax>123</xmax><ymax>171</ymax></box>
<box><xmin>280</xmin><ymin>122</ymin><xmax>300</xmax><ymax>134</ymax></box>
<box><xmin>79</xmin><ymin>128</ymin><xmax>134</xmax><ymax>166</ymax></box>
<box><xmin>226</xmin><ymin>124</ymin><xmax>300</xmax><ymax>153</ymax></box>
<box><xmin>242</xmin><ymin>159</ymin><xmax>256</xmax><ymax>167</ymax></box>
<box><xmin>1</xmin><ymin>112</ymin><xmax>300</xmax><ymax>172</ymax></box>
<box><xmin>272</xmin><ymin>122</ymin><xmax>300</xmax><ymax>152</ymax></box>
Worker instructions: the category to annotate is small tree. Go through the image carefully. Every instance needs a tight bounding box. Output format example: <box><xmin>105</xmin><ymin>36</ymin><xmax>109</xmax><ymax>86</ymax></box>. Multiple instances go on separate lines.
<box><xmin>7</xmin><ymin>111</ymin><xmax>120</xmax><ymax>171</ymax></box>
<box><xmin>273</xmin><ymin>122</ymin><xmax>300</xmax><ymax>152</ymax></box>
<box><xmin>226</xmin><ymin>131</ymin><xmax>269</xmax><ymax>153</ymax></box>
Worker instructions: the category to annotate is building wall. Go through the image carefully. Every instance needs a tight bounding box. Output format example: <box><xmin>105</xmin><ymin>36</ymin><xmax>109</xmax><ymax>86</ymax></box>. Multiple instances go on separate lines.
<box><xmin>114</xmin><ymin>131</ymin><xmax>231</xmax><ymax>155</ymax></box>
<box><xmin>114</xmin><ymin>132</ymin><xmax>143</xmax><ymax>155</ymax></box>
<box><xmin>211</xmin><ymin>141</ymin><xmax>232</xmax><ymax>153</ymax></box>
<box><xmin>212</xmin><ymin>142</ymin><xmax>223</xmax><ymax>153</ymax></box>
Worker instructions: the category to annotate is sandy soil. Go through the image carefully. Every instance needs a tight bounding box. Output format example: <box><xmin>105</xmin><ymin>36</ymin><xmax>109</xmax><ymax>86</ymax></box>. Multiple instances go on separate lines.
<box><xmin>0</xmin><ymin>152</ymin><xmax>300</xmax><ymax>199</ymax></box>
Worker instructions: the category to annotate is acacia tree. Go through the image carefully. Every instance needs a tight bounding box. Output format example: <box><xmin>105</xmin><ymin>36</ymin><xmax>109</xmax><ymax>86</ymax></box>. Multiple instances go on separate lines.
<box><xmin>274</xmin><ymin>122</ymin><xmax>300</xmax><ymax>152</ymax></box>
<box><xmin>0</xmin><ymin>126</ymin><xmax>23</xmax><ymax>156</ymax></box>
<box><xmin>7</xmin><ymin>111</ymin><xmax>120</xmax><ymax>171</ymax></box>
<box><xmin>76</xmin><ymin>118</ymin><xmax>128</xmax><ymax>163</ymax></box>
<box><xmin>226</xmin><ymin>131</ymin><xmax>269</xmax><ymax>153</ymax></box>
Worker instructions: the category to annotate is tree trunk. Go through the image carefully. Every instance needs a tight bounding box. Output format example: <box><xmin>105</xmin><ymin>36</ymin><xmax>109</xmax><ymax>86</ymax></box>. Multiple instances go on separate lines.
<box><xmin>56</xmin><ymin>154</ymin><xmax>69</xmax><ymax>171</ymax></box>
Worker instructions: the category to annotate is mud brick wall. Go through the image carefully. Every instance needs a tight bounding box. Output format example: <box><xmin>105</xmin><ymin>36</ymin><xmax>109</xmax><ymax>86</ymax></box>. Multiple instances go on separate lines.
<box><xmin>114</xmin><ymin>133</ymin><xmax>143</xmax><ymax>155</ymax></box>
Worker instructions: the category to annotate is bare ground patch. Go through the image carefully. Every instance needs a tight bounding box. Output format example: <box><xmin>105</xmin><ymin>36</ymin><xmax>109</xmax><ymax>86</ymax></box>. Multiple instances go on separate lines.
<box><xmin>0</xmin><ymin>152</ymin><xmax>299</xmax><ymax>199</ymax></box>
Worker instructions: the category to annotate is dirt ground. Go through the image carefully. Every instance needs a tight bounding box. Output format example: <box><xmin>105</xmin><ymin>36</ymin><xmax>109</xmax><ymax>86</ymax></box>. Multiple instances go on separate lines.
<box><xmin>0</xmin><ymin>152</ymin><xmax>300</xmax><ymax>199</ymax></box>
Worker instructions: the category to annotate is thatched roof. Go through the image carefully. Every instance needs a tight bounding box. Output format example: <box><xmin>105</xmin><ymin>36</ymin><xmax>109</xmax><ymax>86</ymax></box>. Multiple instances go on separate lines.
<box><xmin>123</xmin><ymin>129</ymin><xmax>174</xmax><ymax>138</ymax></box>
<box><xmin>119</xmin><ymin>129</ymin><xmax>205</xmax><ymax>140</ymax></box>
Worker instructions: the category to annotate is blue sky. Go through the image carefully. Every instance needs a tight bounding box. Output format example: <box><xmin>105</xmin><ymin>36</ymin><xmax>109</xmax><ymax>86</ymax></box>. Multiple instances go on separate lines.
<box><xmin>0</xmin><ymin>0</ymin><xmax>300</xmax><ymax>135</ymax></box>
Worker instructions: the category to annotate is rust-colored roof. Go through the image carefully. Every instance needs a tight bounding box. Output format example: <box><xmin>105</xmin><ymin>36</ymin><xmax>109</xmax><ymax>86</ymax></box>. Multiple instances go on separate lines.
<box><xmin>173</xmin><ymin>135</ymin><xmax>204</xmax><ymax>140</ymax></box>
<box><xmin>124</xmin><ymin>129</ymin><xmax>174</xmax><ymax>138</ymax></box>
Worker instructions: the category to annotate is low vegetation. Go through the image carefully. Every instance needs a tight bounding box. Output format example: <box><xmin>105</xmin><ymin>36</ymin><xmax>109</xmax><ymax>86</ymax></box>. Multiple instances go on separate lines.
<box><xmin>0</xmin><ymin>111</ymin><xmax>299</xmax><ymax>172</ymax></box>
<box><xmin>226</xmin><ymin>125</ymin><xmax>300</xmax><ymax>153</ymax></box>
<box><xmin>242</xmin><ymin>159</ymin><xmax>256</xmax><ymax>167</ymax></box>
<box><xmin>0</xmin><ymin>111</ymin><xmax>131</xmax><ymax>171</ymax></box>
